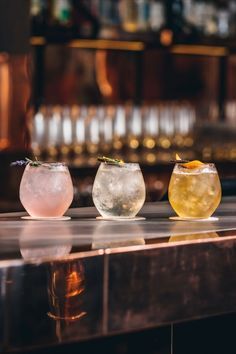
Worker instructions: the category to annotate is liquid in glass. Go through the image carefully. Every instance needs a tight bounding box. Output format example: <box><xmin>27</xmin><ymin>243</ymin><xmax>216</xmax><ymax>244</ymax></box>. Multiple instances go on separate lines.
<box><xmin>168</xmin><ymin>163</ymin><xmax>221</xmax><ymax>218</ymax></box>
<box><xmin>20</xmin><ymin>163</ymin><xmax>73</xmax><ymax>217</ymax></box>
<box><xmin>92</xmin><ymin>162</ymin><xmax>146</xmax><ymax>218</ymax></box>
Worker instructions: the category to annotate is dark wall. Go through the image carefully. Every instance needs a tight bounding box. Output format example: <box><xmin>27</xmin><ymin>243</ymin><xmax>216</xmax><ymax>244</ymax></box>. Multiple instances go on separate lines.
<box><xmin>0</xmin><ymin>0</ymin><xmax>30</xmax><ymax>54</ymax></box>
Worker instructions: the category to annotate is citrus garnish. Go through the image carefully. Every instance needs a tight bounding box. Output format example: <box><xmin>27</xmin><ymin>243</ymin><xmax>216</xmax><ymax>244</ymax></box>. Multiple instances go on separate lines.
<box><xmin>170</xmin><ymin>153</ymin><xmax>189</xmax><ymax>164</ymax></box>
<box><xmin>175</xmin><ymin>153</ymin><xmax>182</xmax><ymax>161</ymax></box>
<box><xmin>181</xmin><ymin>160</ymin><xmax>204</xmax><ymax>169</ymax></box>
<box><xmin>172</xmin><ymin>153</ymin><xmax>204</xmax><ymax>169</ymax></box>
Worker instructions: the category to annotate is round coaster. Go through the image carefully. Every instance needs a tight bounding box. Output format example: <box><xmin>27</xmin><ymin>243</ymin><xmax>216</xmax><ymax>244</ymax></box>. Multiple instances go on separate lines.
<box><xmin>96</xmin><ymin>216</ymin><xmax>146</xmax><ymax>221</ymax></box>
<box><xmin>21</xmin><ymin>216</ymin><xmax>71</xmax><ymax>221</ymax></box>
<box><xmin>169</xmin><ymin>216</ymin><xmax>219</xmax><ymax>222</ymax></box>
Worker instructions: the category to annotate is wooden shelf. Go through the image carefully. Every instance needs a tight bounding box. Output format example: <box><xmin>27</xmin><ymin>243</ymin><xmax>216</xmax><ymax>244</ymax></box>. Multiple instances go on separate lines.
<box><xmin>169</xmin><ymin>45</ymin><xmax>229</xmax><ymax>57</ymax></box>
<box><xmin>30</xmin><ymin>36</ymin><xmax>236</xmax><ymax>56</ymax></box>
<box><xmin>30</xmin><ymin>37</ymin><xmax>145</xmax><ymax>51</ymax></box>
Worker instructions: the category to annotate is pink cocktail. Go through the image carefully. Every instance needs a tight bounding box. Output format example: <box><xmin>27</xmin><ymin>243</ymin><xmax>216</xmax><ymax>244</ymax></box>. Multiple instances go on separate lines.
<box><xmin>20</xmin><ymin>162</ymin><xmax>73</xmax><ymax>217</ymax></box>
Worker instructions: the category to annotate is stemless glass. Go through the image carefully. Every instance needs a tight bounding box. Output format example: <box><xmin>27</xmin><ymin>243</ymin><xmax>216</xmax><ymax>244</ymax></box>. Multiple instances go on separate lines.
<box><xmin>92</xmin><ymin>162</ymin><xmax>146</xmax><ymax>219</ymax></box>
<box><xmin>20</xmin><ymin>162</ymin><xmax>73</xmax><ymax>218</ymax></box>
<box><xmin>168</xmin><ymin>163</ymin><xmax>222</xmax><ymax>219</ymax></box>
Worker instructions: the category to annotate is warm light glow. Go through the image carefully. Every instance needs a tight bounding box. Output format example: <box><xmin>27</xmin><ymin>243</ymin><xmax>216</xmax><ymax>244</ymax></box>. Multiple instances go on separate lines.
<box><xmin>48</xmin><ymin>146</ymin><xmax>58</xmax><ymax>157</ymax></box>
<box><xmin>74</xmin><ymin>145</ymin><xmax>83</xmax><ymax>154</ymax></box>
<box><xmin>160</xmin><ymin>29</ymin><xmax>173</xmax><ymax>46</ymax></box>
<box><xmin>160</xmin><ymin>138</ymin><xmax>171</xmax><ymax>149</ymax></box>
<box><xmin>66</xmin><ymin>270</ymin><xmax>85</xmax><ymax>297</ymax></box>
<box><xmin>129</xmin><ymin>138</ymin><xmax>139</xmax><ymax>149</ymax></box>
<box><xmin>30</xmin><ymin>36</ymin><xmax>46</xmax><ymax>45</ymax></box>
<box><xmin>143</xmin><ymin>138</ymin><xmax>155</xmax><ymax>149</ymax></box>
<box><xmin>47</xmin><ymin>311</ymin><xmax>87</xmax><ymax>321</ymax></box>
<box><xmin>95</xmin><ymin>50</ymin><xmax>113</xmax><ymax>97</ymax></box>
<box><xmin>184</xmin><ymin>137</ymin><xmax>194</xmax><ymax>147</ymax></box>
<box><xmin>61</xmin><ymin>145</ymin><xmax>70</xmax><ymax>155</ymax></box>
<box><xmin>146</xmin><ymin>153</ymin><xmax>156</xmax><ymax>164</ymax></box>
<box><xmin>0</xmin><ymin>53</ymin><xmax>10</xmax><ymax>150</ymax></box>
<box><xmin>87</xmin><ymin>144</ymin><xmax>98</xmax><ymax>154</ymax></box>
<box><xmin>69</xmin><ymin>39</ymin><xmax>144</xmax><ymax>51</ymax></box>
<box><xmin>113</xmin><ymin>139</ymin><xmax>123</xmax><ymax>150</ymax></box>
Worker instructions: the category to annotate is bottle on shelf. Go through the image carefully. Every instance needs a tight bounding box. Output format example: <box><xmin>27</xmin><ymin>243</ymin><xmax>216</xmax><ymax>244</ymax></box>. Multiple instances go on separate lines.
<box><xmin>136</xmin><ymin>0</ymin><xmax>150</xmax><ymax>32</ymax></box>
<box><xmin>216</xmin><ymin>0</ymin><xmax>230</xmax><ymax>39</ymax></box>
<box><xmin>159</xmin><ymin>0</ymin><xmax>199</xmax><ymax>46</ymax></box>
<box><xmin>149</xmin><ymin>0</ymin><xmax>165</xmax><ymax>32</ymax></box>
<box><xmin>192</xmin><ymin>0</ymin><xmax>207</xmax><ymax>34</ymax></box>
<box><xmin>119</xmin><ymin>0</ymin><xmax>150</xmax><ymax>35</ymax></box>
<box><xmin>189</xmin><ymin>0</ymin><xmax>233</xmax><ymax>41</ymax></box>
<box><xmin>30</xmin><ymin>0</ymin><xmax>48</xmax><ymax>36</ymax></box>
<box><xmin>51</xmin><ymin>0</ymin><xmax>72</xmax><ymax>26</ymax></box>
<box><xmin>29</xmin><ymin>0</ymin><xmax>236</xmax><ymax>43</ymax></box>
<box><xmin>31</xmin><ymin>0</ymin><xmax>100</xmax><ymax>41</ymax></box>
<box><xmin>72</xmin><ymin>0</ymin><xmax>100</xmax><ymax>39</ymax></box>
<box><xmin>203</xmin><ymin>0</ymin><xmax>217</xmax><ymax>37</ymax></box>
<box><xmin>119</xmin><ymin>0</ymin><xmax>141</xmax><ymax>33</ymax></box>
<box><xmin>98</xmin><ymin>0</ymin><xmax>120</xmax><ymax>38</ymax></box>
<box><xmin>229</xmin><ymin>0</ymin><xmax>236</xmax><ymax>37</ymax></box>
<box><xmin>47</xmin><ymin>0</ymin><xmax>74</xmax><ymax>41</ymax></box>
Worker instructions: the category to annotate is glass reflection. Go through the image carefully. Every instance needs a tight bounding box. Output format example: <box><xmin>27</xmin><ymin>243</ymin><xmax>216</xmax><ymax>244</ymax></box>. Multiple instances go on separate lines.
<box><xmin>20</xmin><ymin>235</ymin><xmax>87</xmax><ymax>348</ymax></box>
<box><xmin>169</xmin><ymin>222</ymin><xmax>220</xmax><ymax>242</ymax></box>
<box><xmin>19</xmin><ymin>221</ymin><xmax>72</xmax><ymax>261</ymax></box>
<box><xmin>47</xmin><ymin>260</ymin><xmax>86</xmax><ymax>322</ymax></box>
<box><xmin>169</xmin><ymin>232</ymin><xmax>219</xmax><ymax>242</ymax></box>
<box><xmin>92</xmin><ymin>221</ymin><xmax>145</xmax><ymax>249</ymax></box>
<box><xmin>19</xmin><ymin>223</ymin><xmax>87</xmax><ymax>323</ymax></box>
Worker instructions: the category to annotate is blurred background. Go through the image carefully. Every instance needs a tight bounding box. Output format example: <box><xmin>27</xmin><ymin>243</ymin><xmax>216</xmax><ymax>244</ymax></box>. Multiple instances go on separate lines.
<box><xmin>1</xmin><ymin>0</ymin><xmax>236</xmax><ymax>212</ymax></box>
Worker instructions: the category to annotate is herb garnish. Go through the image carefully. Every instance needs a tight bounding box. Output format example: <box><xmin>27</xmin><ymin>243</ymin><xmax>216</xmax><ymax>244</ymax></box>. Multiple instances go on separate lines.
<box><xmin>11</xmin><ymin>157</ymin><xmax>42</xmax><ymax>167</ymax></box>
<box><xmin>97</xmin><ymin>156</ymin><xmax>124</xmax><ymax>166</ymax></box>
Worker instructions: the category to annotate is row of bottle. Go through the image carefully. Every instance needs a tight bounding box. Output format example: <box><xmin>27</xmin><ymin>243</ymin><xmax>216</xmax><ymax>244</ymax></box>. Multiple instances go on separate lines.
<box><xmin>29</xmin><ymin>102</ymin><xmax>236</xmax><ymax>166</ymax></box>
<box><xmin>183</xmin><ymin>0</ymin><xmax>236</xmax><ymax>39</ymax></box>
<box><xmin>30</xmin><ymin>0</ymin><xmax>236</xmax><ymax>42</ymax></box>
<box><xmin>31</xmin><ymin>0</ymin><xmax>236</xmax><ymax>45</ymax></box>
<box><xmin>31</xmin><ymin>0</ymin><xmax>99</xmax><ymax>39</ymax></box>
<box><xmin>30</xmin><ymin>103</ymin><xmax>196</xmax><ymax>165</ymax></box>
<box><xmin>118</xmin><ymin>0</ymin><xmax>236</xmax><ymax>39</ymax></box>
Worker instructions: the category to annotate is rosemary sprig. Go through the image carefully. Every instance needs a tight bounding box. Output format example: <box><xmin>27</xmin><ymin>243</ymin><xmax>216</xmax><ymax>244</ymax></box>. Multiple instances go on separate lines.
<box><xmin>97</xmin><ymin>156</ymin><xmax>124</xmax><ymax>166</ymax></box>
<box><xmin>25</xmin><ymin>157</ymin><xmax>42</xmax><ymax>167</ymax></box>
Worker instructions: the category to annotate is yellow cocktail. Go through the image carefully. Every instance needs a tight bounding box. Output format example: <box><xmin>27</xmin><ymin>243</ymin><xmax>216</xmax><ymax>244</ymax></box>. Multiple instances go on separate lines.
<box><xmin>168</xmin><ymin>162</ymin><xmax>221</xmax><ymax>218</ymax></box>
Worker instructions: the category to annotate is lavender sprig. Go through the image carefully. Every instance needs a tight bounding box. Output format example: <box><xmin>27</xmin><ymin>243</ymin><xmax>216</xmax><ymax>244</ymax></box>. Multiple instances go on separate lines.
<box><xmin>10</xmin><ymin>160</ymin><xmax>28</xmax><ymax>167</ymax></box>
<box><xmin>11</xmin><ymin>157</ymin><xmax>42</xmax><ymax>167</ymax></box>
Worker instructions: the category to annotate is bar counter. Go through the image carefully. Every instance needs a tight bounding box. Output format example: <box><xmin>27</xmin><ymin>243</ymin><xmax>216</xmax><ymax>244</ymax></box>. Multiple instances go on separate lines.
<box><xmin>1</xmin><ymin>198</ymin><xmax>236</xmax><ymax>353</ymax></box>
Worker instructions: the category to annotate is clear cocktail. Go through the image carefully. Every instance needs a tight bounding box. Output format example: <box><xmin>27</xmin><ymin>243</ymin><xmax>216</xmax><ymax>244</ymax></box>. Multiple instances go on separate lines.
<box><xmin>92</xmin><ymin>162</ymin><xmax>146</xmax><ymax>218</ymax></box>
<box><xmin>168</xmin><ymin>162</ymin><xmax>221</xmax><ymax>218</ymax></box>
<box><xmin>20</xmin><ymin>162</ymin><xmax>73</xmax><ymax>217</ymax></box>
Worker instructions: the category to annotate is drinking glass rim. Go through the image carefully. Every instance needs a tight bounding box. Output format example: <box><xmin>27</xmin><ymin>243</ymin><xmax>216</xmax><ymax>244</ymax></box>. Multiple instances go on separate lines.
<box><xmin>25</xmin><ymin>161</ymin><xmax>68</xmax><ymax>169</ymax></box>
<box><xmin>99</xmin><ymin>162</ymin><xmax>141</xmax><ymax>169</ymax></box>
<box><xmin>173</xmin><ymin>162</ymin><xmax>217</xmax><ymax>173</ymax></box>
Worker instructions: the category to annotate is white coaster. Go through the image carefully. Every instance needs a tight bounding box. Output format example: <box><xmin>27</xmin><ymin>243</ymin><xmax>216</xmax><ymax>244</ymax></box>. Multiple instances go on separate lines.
<box><xmin>96</xmin><ymin>216</ymin><xmax>146</xmax><ymax>221</ymax></box>
<box><xmin>21</xmin><ymin>216</ymin><xmax>71</xmax><ymax>221</ymax></box>
<box><xmin>169</xmin><ymin>216</ymin><xmax>219</xmax><ymax>222</ymax></box>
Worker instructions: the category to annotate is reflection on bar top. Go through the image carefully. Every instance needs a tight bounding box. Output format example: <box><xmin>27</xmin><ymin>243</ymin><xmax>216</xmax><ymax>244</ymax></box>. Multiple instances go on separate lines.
<box><xmin>0</xmin><ymin>198</ymin><xmax>236</xmax><ymax>264</ymax></box>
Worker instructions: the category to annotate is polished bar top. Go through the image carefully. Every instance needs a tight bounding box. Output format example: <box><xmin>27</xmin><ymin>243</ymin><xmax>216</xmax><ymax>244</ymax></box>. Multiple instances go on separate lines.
<box><xmin>1</xmin><ymin>197</ymin><xmax>236</xmax><ymax>263</ymax></box>
<box><xmin>1</xmin><ymin>198</ymin><xmax>236</xmax><ymax>352</ymax></box>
